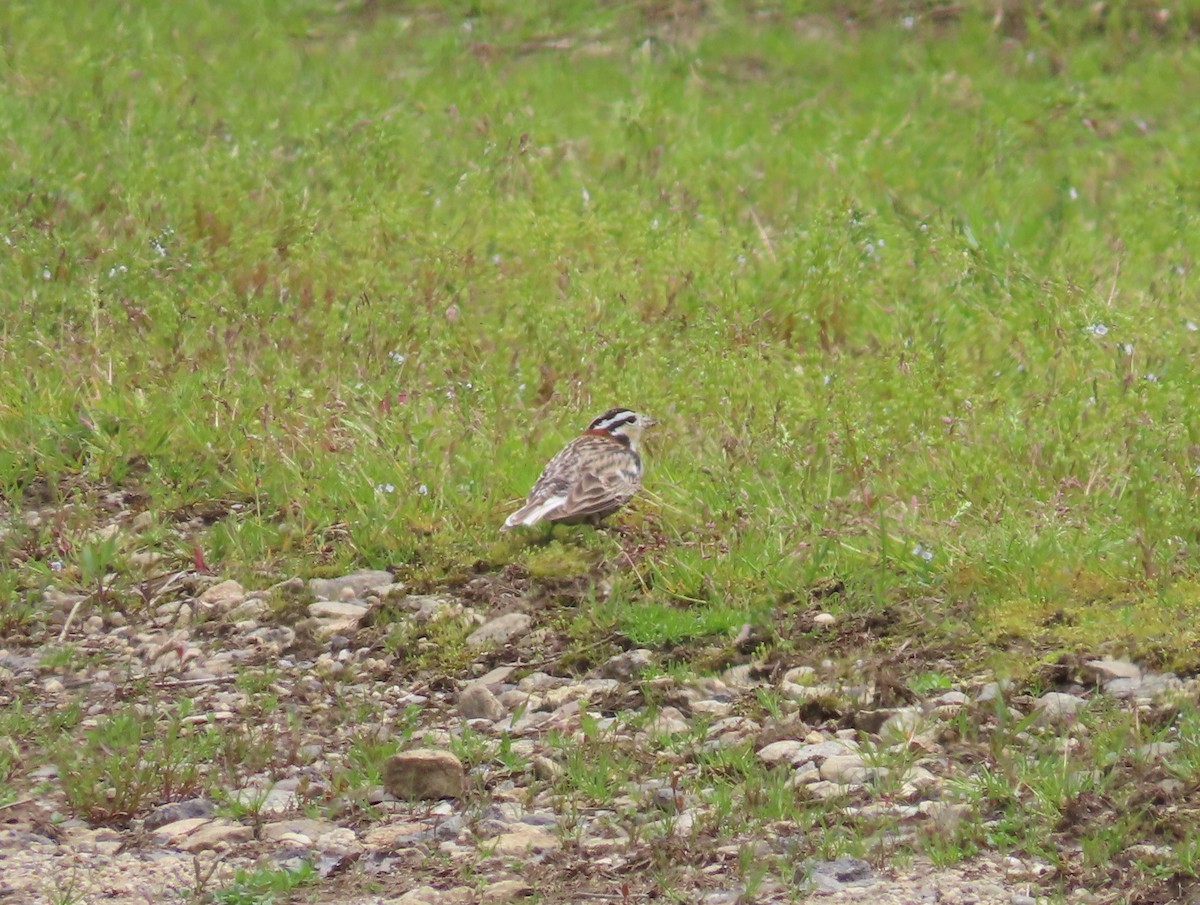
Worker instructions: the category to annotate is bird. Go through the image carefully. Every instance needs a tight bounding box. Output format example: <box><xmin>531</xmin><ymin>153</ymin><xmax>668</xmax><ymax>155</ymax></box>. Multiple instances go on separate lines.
<box><xmin>502</xmin><ymin>407</ymin><xmax>656</xmax><ymax>530</ymax></box>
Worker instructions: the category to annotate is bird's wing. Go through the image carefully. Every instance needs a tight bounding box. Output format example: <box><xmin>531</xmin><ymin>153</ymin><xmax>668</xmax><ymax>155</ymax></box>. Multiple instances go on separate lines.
<box><xmin>553</xmin><ymin>448</ymin><xmax>642</xmax><ymax>522</ymax></box>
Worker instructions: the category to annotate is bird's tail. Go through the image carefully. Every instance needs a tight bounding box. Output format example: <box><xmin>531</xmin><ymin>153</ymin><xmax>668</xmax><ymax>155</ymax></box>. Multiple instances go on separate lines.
<box><xmin>501</xmin><ymin>495</ymin><xmax>565</xmax><ymax>530</ymax></box>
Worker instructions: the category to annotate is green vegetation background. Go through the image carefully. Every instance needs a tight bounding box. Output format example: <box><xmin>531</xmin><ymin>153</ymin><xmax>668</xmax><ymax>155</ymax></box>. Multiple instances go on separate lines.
<box><xmin>4</xmin><ymin>1</ymin><xmax>1200</xmax><ymax>673</ymax></box>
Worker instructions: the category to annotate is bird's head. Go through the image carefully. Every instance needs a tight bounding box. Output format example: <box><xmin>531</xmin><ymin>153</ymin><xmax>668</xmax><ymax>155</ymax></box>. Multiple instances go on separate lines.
<box><xmin>587</xmin><ymin>407</ymin><xmax>657</xmax><ymax>451</ymax></box>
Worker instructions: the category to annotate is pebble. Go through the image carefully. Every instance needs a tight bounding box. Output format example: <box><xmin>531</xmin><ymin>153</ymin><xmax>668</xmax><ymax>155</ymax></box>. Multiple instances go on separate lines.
<box><xmin>1035</xmin><ymin>691</ymin><xmax>1085</xmax><ymax>722</ymax></box>
<box><xmin>467</xmin><ymin>613</ymin><xmax>532</xmax><ymax>647</ymax></box>
<box><xmin>383</xmin><ymin>749</ymin><xmax>466</xmax><ymax>800</ymax></box>
<box><xmin>309</xmin><ymin>570</ymin><xmax>394</xmax><ymax>601</ymax></box>
<box><xmin>458</xmin><ymin>683</ymin><xmax>506</xmax><ymax>721</ymax></box>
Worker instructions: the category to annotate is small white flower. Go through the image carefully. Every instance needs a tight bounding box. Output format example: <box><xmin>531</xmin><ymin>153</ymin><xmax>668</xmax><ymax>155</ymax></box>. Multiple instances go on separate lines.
<box><xmin>1145</xmin><ymin>373</ymin><xmax>1159</xmax><ymax>382</ymax></box>
<box><xmin>823</xmin><ymin>374</ymin><xmax>833</xmax><ymax>386</ymax></box>
<box><xmin>418</xmin><ymin>484</ymin><xmax>429</xmax><ymax>496</ymax></box>
<box><xmin>912</xmin><ymin>544</ymin><xmax>934</xmax><ymax>562</ymax></box>
<box><xmin>1068</xmin><ymin>187</ymin><xmax>1079</xmax><ymax>201</ymax></box>
<box><xmin>42</xmin><ymin>268</ymin><xmax>51</xmax><ymax>280</ymax></box>
<box><xmin>1187</xmin><ymin>321</ymin><xmax>1198</xmax><ymax>332</ymax></box>
<box><xmin>901</xmin><ymin>15</ymin><xmax>915</xmax><ymax>29</ymax></box>
<box><xmin>1121</xmin><ymin>343</ymin><xmax>1134</xmax><ymax>355</ymax></box>
<box><xmin>389</xmin><ymin>351</ymin><xmax>406</xmax><ymax>364</ymax></box>
<box><xmin>373</xmin><ymin>482</ymin><xmax>395</xmax><ymax>494</ymax></box>
<box><xmin>1084</xmin><ymin>323</ymin><xmax>1108</xmax><ymax>336</ymax></box>
<box><xmin>50</xmin><ymin>560</ymin><xmax>63</xmax><ymax>572</ymax></box>
<box><xmin>581</xmin><ymin>187</ymin><xmax>591</xmax><ymax>205</ymax></box>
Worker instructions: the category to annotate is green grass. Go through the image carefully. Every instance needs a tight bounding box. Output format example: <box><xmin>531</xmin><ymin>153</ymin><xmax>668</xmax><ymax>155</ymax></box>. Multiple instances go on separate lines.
<box><xmin>211</xmin><ymin>862</ymin><xmax>318</xmax><ymax>905</ymax></box>
<box><xmin>5</xmin><ymin>2</ymin><xmax>1200</xmax><ymax>899</ymax></box>
<box><xmin>5</xmin><ymin>2</ymin><xmax>1200</xmax><ymax>678</ymax></box>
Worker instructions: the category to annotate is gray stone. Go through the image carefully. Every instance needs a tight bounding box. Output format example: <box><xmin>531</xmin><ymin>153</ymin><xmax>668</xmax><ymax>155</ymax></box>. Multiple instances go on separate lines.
<box><xmin>790</xmin><ymin>739</ymin><xmax>858</xmax><ymax>763</ymax></box>
<box><xmin>481</xmin><ymin>879</ymin><xmax>534</xmax><ymax>903</ymax></box>
<box><xmin>179</xmin><ymin>820</ymin><xmax>254</xmax><ymax>851</ymax></box>
<box><xmin>597</xmin><ymin>648</ymin><xmax>654</xmax><ymax>680</ymax></box>
<box><xmin>384</xmin><ymin>749</ymin><xmax>465</xmax><ymax>800</ymax></box>
<box><xmin>261</xmin><ymin>818</ymin><xmax>340</xmax><ymax>842</ymax></box>
<box><xmin>467</xmin><ymin>612</ymin><xmax>532</xmax><ymax>647</ymax></box>
<box><xmin>490</xmin><ymin>825</ymin><xmax>559</xmax><ymax>855</ymax></box>
<box><xmin>309</xmin><ymin>570</ymin><xmax>394</xmax><ymax>601</ymax></box>
<box><xmin>932</xmin><ymin>690</ymin><xmax>969</xmax><ymax>707</ymax></box>
<box><xmin>800</xmin><ymin>856</ymin><xmax>875</xmax><ymax>891</ymax></box>
<box><xmin>1084</xmin><ymin>657</ymin><xmax>1140</xmax><ymax>682</ymax></box>
<box><xmin>1036</xmin><ymin>691</ymin><xmax>1085</xmax><ymax>722</ymax></box>
<box><xmin>407</xmin><ymin>594</ymin><xmax>459</xmax><ymax>623</ymax></box>
<box><xmin>819</xmin><ymin>754</ymin><xmax>868</xmax><ymax>784</ymax></box>
<box><xmin>976</xmin><ymin>681</ymin><xmax>1008</xmax><ymax>702</ymax></box>
<box><xmin>645</xmin><ymin>706</ymin><xmax>689</xmax><ymax>736</ymax></box>
<box><xmin>308</xmin><ymin>600</ymin><xmax>369</xmax><ymax>620</ymax></box>
<box><xmin>1137</xmin><ymin>741</ymin><xmax>1179</xmax><ymax>760</ymax></box>
<box><xmin>143</xmin><ymin>797</ymin><xmax>215</xmax><ymax>831</ymax></box>
<box><xmin>198</xmin><ymin>580</ymin><xmax>246</xmax><ymax>612</ymax></box>
<box><xmin>531</xmin><ymin>756</ymin><xmax>562</xmax><ymax>782</ymax></box>
<box><xmin>457</xmin><ymin>684</ymin><xmax>506</xmax><ymax>721</ymax></box>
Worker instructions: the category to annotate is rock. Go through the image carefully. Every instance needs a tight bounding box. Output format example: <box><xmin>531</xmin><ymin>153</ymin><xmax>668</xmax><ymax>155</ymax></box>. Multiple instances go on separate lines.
<box><xmin>819</xmin><ymin>754</ymin><xmax>868</xmax><ymax>784</ymax></box>
<box><xmin>1106</xmin><ymin>671</ymin><xmax>1181</xmax><ymax>701</ymax></box>
<box><xmin>232</xmin><ymin>784</ymin><xmax>296</xmax><ymax>817</ymax></box>
<box><xmin>458</xmin><ymin>684</ymin><xmax>506</xmax><ymax>721</ymax></box>
<box><xmin>691</xmin><ymin>699</ymin><xmax>732</xmax><ymax>717</ymax></box>
<box><xmin>198</xmin><ymin>580</ymin><xmax>246</xmax><ymax>612</ymax></box>
<box><xmin>790</xmin><ymin>739</ymin><xmax>858</xmax><ymax>763</ymax></box>
<box><xmin>531</xmin><ymin>756</ymin><xmax>562</xmax><ymax>782</ymax></box>
<box><xmin>491</xmin><ymin>825</ymin><xmax>560</xmax><ymax>855</ymax></box>
<box><xmin>900</xmin><ymin>766</ymin><xmax>939</xmax><ymax>799</ymax></box>
<box><xmin>813</xmin><ymin>612</ymin><xmax>836</xmax><ymax>626</ymax></box>
<box><xmin>309</xmin><ymin>570</ymin><xmax>394</xmax><ymax>601</ymax></box>
<box><xmin>151</xmin><ymin>817</ymin><xmax>213</xmax><ymax>842</ymax></box>
<box><xmin>1084</xmin><ymin>657</ymin><xmax>1140</xmax><ymax>682</ymax></box>
<box><xmin>1012</xmin><ymin>896</ymin><xmax>1037</xmax><ymax>905</ymax></box>
<box><xmin>397</xmin><ymin>886</ymin><xmax>441</xmax><ymax>905</ymax></box>
<box><xmin>1138</xmin><ymin>741</ymin><xmax>1178</xmax><ymax>760</ymax></box>
<box><xmin>800</xmin><ymin>856</ymin><xmax>875</xmax><ymax>891</ymax></box>
<box><xmin>261</xmin><ymin>818</ymin><xmax>340</xmax><ymax>842</ymax></box>
<box><xmin>315</xmin><ymin>827</ymin><xmax>362</xmax><ymax>857</ymax></box>
<box><xmin>228</xmin><ymin>599</ymin><xmax>270</xmax><ymax>621</ymax></box>
<box><xmin>308</xmin><ymin>600</ymin><xmax>369</xmax><ymax>620</ymax></box>
<box><xmin>406</xmin><ymin>594</ymin><xmax>460</xmax><ymax>623</ymax></box>
<box><xmin>1035</xmin><ymin>691</ymin><xmax>1085</xmax><ymax>722</ymax></box>
<box><xmin>788</xmin><ymin>762</ymin><xmax>821</xmax><ymax>785</ymax></box>
<box><xmin>758</xmin><ymin>740</ymin><xmax>805</xmax><ymax>765</ymax></box>
<box><xmin>473</xmin><ymin>665</ymin><xmax>516</xmax><ymax>688</ymax></box>
<box><xmin>481</xmin><ymin>879</ymin><xmax>534</xmax><ymax>903</ymax></box>
<box><xmin>976</xmin><ymin>680</ymin><xmax>1010</xmax><ymax>702</ymax></box>
<box><xmin>179</xmin><ymin>820</ymin><xmax>254</xmax><ymax>851</ymax></box>
<box><xmin>879</xmin><ymin>708</ymin><xmax>925</xmax><ymax>743</ymax></box>
<box><xmin>383</xmin><ymin>750</ymin><xmax>466</xmax><ymax>800</ymax></box>
<box><xmin>932</xmin><ymin>690</ymin><xmax>969</xmax><ymax>707</ymax></box>
<box><xmin>144</xmin><ymin>798</ymin><xmax>215</xmax><ymax>831</ymax></box>
<box><xmin>364</xmin><ymin>820</ymin><xmax>431</xmax><ymax>848</ymax></box>
<box><xmin>598</xmin><ymin>648</ymin><xmax>654</xmax><ymax>680</ymax></box>
<box><xmin>646</xmin><ymin>706</ymin><xmax>689</xmax><ymax>736</ymax></box>
<box><xmin>467</xmin><ymin>613</ymin><xmax>532</xmax><ymax>647</ymax></box>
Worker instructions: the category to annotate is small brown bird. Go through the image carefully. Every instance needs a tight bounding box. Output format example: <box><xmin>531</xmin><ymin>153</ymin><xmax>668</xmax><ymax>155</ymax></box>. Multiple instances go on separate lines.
<box><xmin>502</xmin><ymin>408</ymin><xmax>656</xmax><ymax>530</ymax></box>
